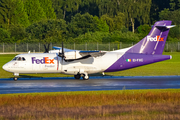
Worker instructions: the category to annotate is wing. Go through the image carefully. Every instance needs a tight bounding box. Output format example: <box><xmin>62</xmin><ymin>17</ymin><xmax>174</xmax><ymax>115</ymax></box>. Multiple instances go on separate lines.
<box><xmin>53</xmin><ymin>46</ymin><xmax>77</xmax><ymax>52</ymax></box>
<box><xmin>79</xmin><ymin>51</ymin><xmax>106</xmax><ymax>57</ymax></box>
<box><xmin>65</xmin><ymin>51</ymin><xmax>106</xmax><ymax>62</ymax></box>
<box><xmin>53</xmin><ymin>46</ymin><xmax>106</xmax><ymax>62</ymax></box>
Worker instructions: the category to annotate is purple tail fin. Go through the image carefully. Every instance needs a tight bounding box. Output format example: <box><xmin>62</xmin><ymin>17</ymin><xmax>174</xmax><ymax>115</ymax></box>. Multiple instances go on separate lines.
<box><xmin>127</xmin><ymin>20</ymin><xmax>174</xmax><ymax>55</ymax></box>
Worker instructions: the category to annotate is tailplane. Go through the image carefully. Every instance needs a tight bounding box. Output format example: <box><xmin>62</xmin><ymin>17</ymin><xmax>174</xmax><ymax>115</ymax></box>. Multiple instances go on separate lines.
<box><xmin>127</xmin><ymin>20</ymin><xmax>175</xmax><ymax>55</ymax></box>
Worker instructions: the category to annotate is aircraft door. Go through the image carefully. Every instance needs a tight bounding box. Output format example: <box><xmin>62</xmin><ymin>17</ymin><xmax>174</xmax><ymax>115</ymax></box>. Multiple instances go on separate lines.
<box><xmin>55</xmin><ymin>56</ymin><xmax>60</xmax><ymax>72</ymax></box>
<box><xmin>59</xmin><ymin>57</ymin><xmax>66</xmax><ymax>72</ymax></box>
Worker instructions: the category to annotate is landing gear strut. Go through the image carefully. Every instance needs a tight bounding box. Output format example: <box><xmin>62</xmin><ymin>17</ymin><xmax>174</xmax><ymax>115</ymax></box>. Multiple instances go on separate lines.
<box><xmin>13</xmin><ymin>73</ymin><xmax>19</xmax><ymax>81</ymax></box>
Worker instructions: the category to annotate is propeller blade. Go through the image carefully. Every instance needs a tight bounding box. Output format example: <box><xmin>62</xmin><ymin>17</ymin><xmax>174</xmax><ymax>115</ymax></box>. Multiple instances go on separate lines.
<box><xmin>56</xmin><ymin>42</ymin><xmax>65</xmax><ymax>72</ymax></box>
<box><xmin>62</xmin><ymin>41</ymin><xmax>64</xmax><ymax>55</ymax></box>
<box><xmin>58</xmin><ymin>41</ymin><xmax>65</xmax><ymax>59</ymax></box>
<box><xmin>61</xmin><ymin>42</ymin><xmax>64</xmax><ymax>71</ymax></box>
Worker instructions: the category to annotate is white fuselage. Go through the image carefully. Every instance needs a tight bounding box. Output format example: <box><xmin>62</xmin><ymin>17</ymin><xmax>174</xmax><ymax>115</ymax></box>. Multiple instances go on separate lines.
<box><xmin>3</xmin><ymin>48</ymin><xmax>130</xmax><ymax>75</ymax></box>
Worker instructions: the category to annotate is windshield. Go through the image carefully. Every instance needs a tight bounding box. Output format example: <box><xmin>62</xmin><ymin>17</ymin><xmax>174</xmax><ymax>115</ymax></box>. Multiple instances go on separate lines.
<box><xmin>12</xmin><ymin>57</ymin><xmax>18</xmax><ymax>61</ymax></box>
<box><xmin>12</xmin><ymin>57</ymin><xmax>26</xmax><ymax>61</ymax></box>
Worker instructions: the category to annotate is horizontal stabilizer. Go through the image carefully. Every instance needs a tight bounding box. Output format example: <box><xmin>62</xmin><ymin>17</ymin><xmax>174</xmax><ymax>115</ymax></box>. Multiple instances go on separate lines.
<box><xmin>156</xmin><ymin>25</ymin><xmax>175</xmax><ymax>29</ymax></box>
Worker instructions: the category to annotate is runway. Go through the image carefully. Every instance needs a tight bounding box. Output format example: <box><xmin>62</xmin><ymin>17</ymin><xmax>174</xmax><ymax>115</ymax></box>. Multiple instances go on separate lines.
<box><xmin>0</xmin><ymin>76</ymin><xmax>180</xmax><ymax>94</ymax></box>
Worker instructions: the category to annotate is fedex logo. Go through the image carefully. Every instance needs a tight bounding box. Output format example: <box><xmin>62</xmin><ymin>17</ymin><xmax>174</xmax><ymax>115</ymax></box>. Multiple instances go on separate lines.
<box><xmin>32</xmin><ymin>57</ymin><xmax>54</xmax><ymax>64</ymax></box>
<box><xmin>147</xmin><ymin>36</ymin><xmax>164</xmax><ymax>42</ymax></box>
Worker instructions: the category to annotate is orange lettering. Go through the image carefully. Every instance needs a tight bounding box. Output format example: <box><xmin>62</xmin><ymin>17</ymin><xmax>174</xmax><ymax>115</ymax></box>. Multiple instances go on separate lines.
<box><xmin>50</xmin><ymin>59</ymin><xmax>54</xmax><ymax>64</ymax></box>
<box><xmin>45</xmin><ymin>57</ymin><xmax>49</xmax><ymax>64</ymax></box>
<box><xmin>160</xmin><ymin>37</ymin><xmax>164</xmax><ymax>41</ymax></box>
<box><xmin>157</xmin><ymin>36</ymin><xmax>164</xmax><ymax>41</ymax></box>
<box><xmin>157</xmin><ymin>36</ymin><xmax>160</xmax><ymax>41</ymax></box>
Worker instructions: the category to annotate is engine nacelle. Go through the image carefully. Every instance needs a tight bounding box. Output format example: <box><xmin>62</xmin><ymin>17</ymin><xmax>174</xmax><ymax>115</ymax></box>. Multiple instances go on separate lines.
<box><xmin>64</xmin><ymin>51</ymin><xmax>82</xmax><ymax>59</ymax></box>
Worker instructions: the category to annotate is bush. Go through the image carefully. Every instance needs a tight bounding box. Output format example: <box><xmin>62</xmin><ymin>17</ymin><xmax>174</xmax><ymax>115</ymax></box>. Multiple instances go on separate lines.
<box><xmin>137</xmin><ymin>24</ymin><xmax>151</xmax><ymax>35</ymax></box>
<box><xmin>0</xmin><ymin>28</ymin><xmax>11</xmax><ymax>43</ymax></box>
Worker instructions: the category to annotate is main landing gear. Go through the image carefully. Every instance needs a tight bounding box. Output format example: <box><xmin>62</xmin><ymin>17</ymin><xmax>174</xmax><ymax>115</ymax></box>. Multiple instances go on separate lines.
<box><xmin>82</xmin><ymin>74</ymin><xmax>89</xmax><ymax>80</ymax></box>
<box><xmin>74</xmin><ymin>74</ymin><xmax>81</xmax><ymax>79</ymax></box>
<box><xmin>74</xmin><ymin>73</ymin><xmax>89</xmax><ymax>80</ymax></box>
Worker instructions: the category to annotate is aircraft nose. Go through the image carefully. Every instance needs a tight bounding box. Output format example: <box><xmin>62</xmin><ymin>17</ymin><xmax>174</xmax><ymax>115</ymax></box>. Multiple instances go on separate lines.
<box><xmin>2</xmin><ymin>64</ymin><xmax>8</xmax><ymax>71</ymax></box>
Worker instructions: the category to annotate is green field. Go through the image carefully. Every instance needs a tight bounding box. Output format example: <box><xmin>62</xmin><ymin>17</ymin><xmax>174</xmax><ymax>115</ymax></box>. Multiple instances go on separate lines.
<box><xmin>0</xmin><ymin>52</ymin><xmax>180</xmax><ymax>78</ymax></box>
<box><xmin>0</xmin><ymin>89</ymin><xmax>180</xmax><ymax>119</ymax></box>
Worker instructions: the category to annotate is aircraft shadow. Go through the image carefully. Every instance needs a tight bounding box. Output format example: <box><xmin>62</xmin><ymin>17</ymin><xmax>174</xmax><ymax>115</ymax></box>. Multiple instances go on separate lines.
<box><xmin>89</xmin><ymin>73</ymin><xmax>111</xmax><ymax>76</ymax></box>
<box><xmin>18</xmin><ymin>75</ymin><xmax>43</xmax><ymax>78</ymax></box>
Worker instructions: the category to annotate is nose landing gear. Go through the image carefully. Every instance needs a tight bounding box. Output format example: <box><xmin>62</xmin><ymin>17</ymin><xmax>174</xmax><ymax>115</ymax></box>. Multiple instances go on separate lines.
<box><xmin>13</xmin><ymin>73</ymin><xmax>19</xmax><ymax>81</ymax></box>
<box><xmin>13</xmin><ymin>77</ymin><xmax>18</xmax><ymax>81</ymax></box>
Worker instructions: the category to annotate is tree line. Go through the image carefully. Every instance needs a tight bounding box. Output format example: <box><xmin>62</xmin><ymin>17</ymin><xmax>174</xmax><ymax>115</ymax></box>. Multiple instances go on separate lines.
<box><xmin>0</xmin><ymin>0</ymin><xmax>180</xmax><ymax>47</ymax></box>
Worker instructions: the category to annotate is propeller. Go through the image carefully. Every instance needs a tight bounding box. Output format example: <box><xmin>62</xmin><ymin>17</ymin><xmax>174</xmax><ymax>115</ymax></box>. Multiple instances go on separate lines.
<box><xmin>58</xmin><ymin>42</ymin><xmax>65</xmax><ymax>60</ymax></box>
<box><xmin>58</xmin><ymin>42</ymin><xmax>65</xmax><ymax>71</ymax></box>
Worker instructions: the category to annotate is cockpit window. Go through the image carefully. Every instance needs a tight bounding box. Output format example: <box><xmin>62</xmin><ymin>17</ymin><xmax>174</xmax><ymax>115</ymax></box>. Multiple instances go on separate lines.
<box><xmin>18</xmin><ymin>57</ymin><xmax>21</xmax><ymax>61</ymax></box>
<box><xmin>12</xmin><ymin>57</ymin><xmax>18</xmax><ymax>61</ymax></box>
<box><xmin>22</xmin><ymin>57</ymin><xmax>25</xmax><ymax>61</ymax></box>
<box><xmin>12</xmin><ymin>57</ymin><xmax>26</xmax><ymax>61</ymax></box>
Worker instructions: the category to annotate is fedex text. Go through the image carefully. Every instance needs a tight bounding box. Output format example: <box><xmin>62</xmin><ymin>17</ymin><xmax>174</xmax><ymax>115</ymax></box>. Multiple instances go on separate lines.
<box><xmin>147</xmin><ymin>36</ymin><xmax>164</xmax><ymax>42</ymax></box>
<box><xmin>32</xmin><ymin>57</ymin><xmax>54</xmax><ymax>64</ymax></box>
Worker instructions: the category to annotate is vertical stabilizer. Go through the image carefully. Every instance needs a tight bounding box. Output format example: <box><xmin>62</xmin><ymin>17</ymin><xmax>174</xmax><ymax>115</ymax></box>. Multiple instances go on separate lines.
<box><xmin>127</xmin><ymin>21</ymin><xmax>174</xmax><ymax>55</ymax></box>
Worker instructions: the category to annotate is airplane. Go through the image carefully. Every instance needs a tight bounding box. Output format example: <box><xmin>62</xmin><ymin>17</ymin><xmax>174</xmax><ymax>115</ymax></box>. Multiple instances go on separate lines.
<box><xmin>2</xmin><ymin>20</ymin><xmax>175</xmax><ymax>81</ymax></box>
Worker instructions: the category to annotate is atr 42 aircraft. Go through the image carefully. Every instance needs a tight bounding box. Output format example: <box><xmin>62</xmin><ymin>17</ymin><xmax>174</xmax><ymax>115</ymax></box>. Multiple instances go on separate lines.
<box><xmin>3</xmin><ymin>21</ymin><xmax>175</xmax><ymax>81</ymax></box>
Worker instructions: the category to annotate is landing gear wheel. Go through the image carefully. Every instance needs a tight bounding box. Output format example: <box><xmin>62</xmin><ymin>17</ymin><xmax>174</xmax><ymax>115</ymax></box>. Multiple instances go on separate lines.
<box><xmin>14</xmin><ymin>77</ymin><xmax>18</xmax><ymax>81</ymax></box>
<box><xmin>82</xmin><ymin>75</ymin><xmax>89</xmax><ymax>80</ymax></box>
<box><xmin>74</xmin><ymin>74</ymin><xmax>81</xmax><ymax>79</ymax></box>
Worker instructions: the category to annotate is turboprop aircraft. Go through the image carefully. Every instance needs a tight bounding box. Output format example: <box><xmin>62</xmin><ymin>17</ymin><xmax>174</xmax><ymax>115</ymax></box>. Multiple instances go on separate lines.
<box><xmin>2</xmin><ymin>20</ymin><xmax>175</xmax><ymax>81</ymax></box>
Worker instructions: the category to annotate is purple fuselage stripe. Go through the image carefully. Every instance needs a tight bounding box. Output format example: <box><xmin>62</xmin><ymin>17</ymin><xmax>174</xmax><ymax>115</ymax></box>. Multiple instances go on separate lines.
<box><xmin>104</xmin><ymin>53</ymin><xmax>171</xmax><ymax>72</ymax></box>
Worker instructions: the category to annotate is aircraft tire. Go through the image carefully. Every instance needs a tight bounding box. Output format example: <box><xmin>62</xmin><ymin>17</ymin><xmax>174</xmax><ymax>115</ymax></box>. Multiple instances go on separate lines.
<box><xmin>14</xmin><ymin>77</ymin><xmax>18</xmax><ymax>81</ymax></box>
<box><xmin>74</xmin><ymin>74</ymin><xmax>81</xmax><ymax>79</ymax></box>
<box><xmin>82</xmin><ymin>75</ymin><xmax>89</xmax><ymax>80</ymax></box>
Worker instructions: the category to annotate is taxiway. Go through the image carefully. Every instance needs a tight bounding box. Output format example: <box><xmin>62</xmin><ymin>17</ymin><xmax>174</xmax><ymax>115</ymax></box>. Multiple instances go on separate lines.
<box><xmin>0</xmin><ymin>76</ymin><xmax>180</xmax><ymax>94</ymax></box>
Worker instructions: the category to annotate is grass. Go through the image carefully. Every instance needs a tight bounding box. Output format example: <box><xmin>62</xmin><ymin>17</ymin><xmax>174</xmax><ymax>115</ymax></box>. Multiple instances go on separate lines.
<box><xmin>0</xmin><ymin>89</ymin><xmax>180</xmax><ymax>119</ymax></box>
<box><xmin>0</xmin><ymin>52</ymin><xmax>180</xmax><ymax>78</ymax></box>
